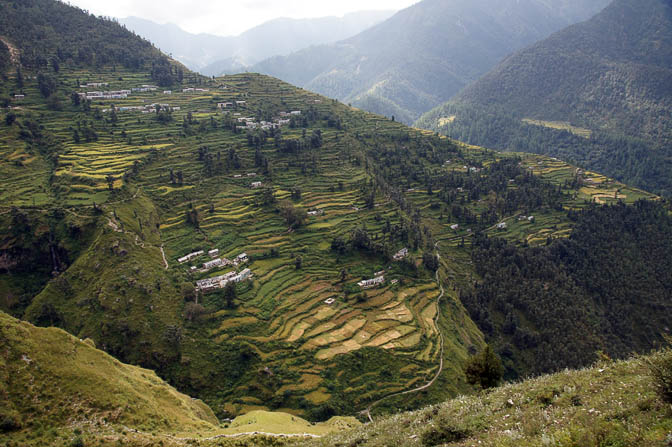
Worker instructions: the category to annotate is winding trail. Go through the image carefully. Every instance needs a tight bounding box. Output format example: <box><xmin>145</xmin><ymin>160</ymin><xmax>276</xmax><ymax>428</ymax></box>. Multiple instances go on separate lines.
<box><xmin>160</xmin><ymin>245</ymin><xmax>169</xmax><ymax>270</ymax></box>
<box><xmin>360</xmin><ymin>243</ymin><xmax>446</xmax><ymax>423</ymax></box>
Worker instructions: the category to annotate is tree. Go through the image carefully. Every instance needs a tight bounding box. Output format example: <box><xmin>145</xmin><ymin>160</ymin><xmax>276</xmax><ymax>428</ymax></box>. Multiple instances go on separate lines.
<box><xmin>279</xmin><ymin>201</ymin><xmax>307</xmax><ymax>229</ymax></box>
<box><xmin>423</xmin><ymin>252</ymin><xmax>439</xmax><ymax>272</ymax></box>
<box><xmin>184</xmin><ymin>302</ymin><xmax>206</xmax><ymax>322</ymax></box>
<box><xmin>295</xmin><ymin>256</ymin><xmax>303</xmax><ymax>270</ymax></box>
<box><xmin>105</xmin><ymin>175</ymin><xmax>115</xmax><ymax>190</ymax></box>
<box><xmin>37</xmin><ymin>72</ymin><xmax>57</xmax><ymax>98</ymax></box>
<box><xmin>224</xmin><ymin>282</ymin><xmax>237</xmax><ymax>309</ymax></box>
<box><xmin>465</xmin><ymin>345</ymin><xmax>503</xmax><ymax>389</ymax></box>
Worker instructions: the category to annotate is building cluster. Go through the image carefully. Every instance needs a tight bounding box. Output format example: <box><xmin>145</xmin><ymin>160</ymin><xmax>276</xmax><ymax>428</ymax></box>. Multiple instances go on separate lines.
<box><xmin>230</xmin><ymin>110</ymin><xmax>299</xmax><ymax>131</ymax></box>
<box><xmin>81</xmin><ymin>89</ymin><xmax>131</xmax><ymax>100</ymax></box>
<box><xmin>102</xmin><ymin>103</ymin><xmax>179</xmax><ymax>114</ymax></box>
<box><xmin>131</xmin><ymin>85</ymin><xmax>158</xmax><ymax>93</ymax></box>
<box><xmin>518</xmin><ymin>215</ymin><xmax>535</xmax><ymax>222</ymax></box>
<box><xmin>196</xmin><ymin>268</ymin><xmax>253</xmax><ymax>293</ymax></box>
<box><xmin>393</xmin><ymin>248</ymin><xmax>408</xmax><ymax>261</ymax></box>
<box><xmin>80</xmin><ymin>82</ymin><xmax>109</xmax><ymax>88</ymax></box>
<box><xmin>358</xmin><ymin>273</ymin><xmax>385</xmax><ymax>289</ymax></box>
<box><xmin>199</xmin><ymin>252</ymin><xmax>249</xmax><ymax>273</ymax></box>
<box><xmin>79</xmin><ymin>84</ymin><xmax>160</xmax><ymax>101</ymax></box>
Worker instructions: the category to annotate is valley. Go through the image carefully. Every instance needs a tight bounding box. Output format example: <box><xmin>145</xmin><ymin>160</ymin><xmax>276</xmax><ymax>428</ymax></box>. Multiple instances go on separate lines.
<box><xmin>0</xmin><ymin>0</ymin><xmax>671</xmax><ymax>445</ymax></box>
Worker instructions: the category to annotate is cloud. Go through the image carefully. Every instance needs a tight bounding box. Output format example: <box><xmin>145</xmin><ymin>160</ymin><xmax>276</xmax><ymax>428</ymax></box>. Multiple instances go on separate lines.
<box><xmin>67</xmin><ymin>0</ymin><xmax>419</xmax><ymax>36</ymax></box>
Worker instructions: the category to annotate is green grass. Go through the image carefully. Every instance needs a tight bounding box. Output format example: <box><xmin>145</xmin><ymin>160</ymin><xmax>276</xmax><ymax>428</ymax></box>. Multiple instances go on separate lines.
<box><xmin>298</xmin><ymin>353</ymin><xmax>672</xmax><ymax>447</ymax></box>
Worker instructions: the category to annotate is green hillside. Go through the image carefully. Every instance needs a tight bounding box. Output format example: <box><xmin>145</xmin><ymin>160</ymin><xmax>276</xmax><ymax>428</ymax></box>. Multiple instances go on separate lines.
<box><xmin>417</xmin><ymin>0</ymin><xmax>672</xmax><ymax>196</ymax></box>
<box><xmin>297</xmin><ymin>351</ymin><xmax>672</xmax><ymax>447</ymax></box>
<box><xmin>253</xmin><ymin>0</ymin><xmax>610</xmax><ymax>124</ymax></box>
<box><xmin>0</xmin><ymin>0</ymin><xmax>671</xmax><ymax>431</ymax></box>
<box><xmin>0</xmin><ymin>311</ymin><xmax>219</xmax><ymax>445</ymax></box>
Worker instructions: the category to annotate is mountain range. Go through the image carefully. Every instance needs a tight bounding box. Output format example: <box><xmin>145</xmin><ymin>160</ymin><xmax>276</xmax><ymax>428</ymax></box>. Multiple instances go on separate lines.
<box><xmin>252</xmin><ymin>0</ymin><xmax>612</xmax><ymax>124</ymax></box>
<box><xmin>120</xmin><ymin>11</ymin><xmax>395</xmax><ymax>75</ymax></box>
<box><xmin>417</xmin><ymin>0</ymin><xmax>672</xmax><ymax>196</ymax></box>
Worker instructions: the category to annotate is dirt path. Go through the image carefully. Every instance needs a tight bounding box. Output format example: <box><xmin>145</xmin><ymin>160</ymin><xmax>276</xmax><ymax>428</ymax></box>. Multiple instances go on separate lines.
<box><xmin>160</xmin><ymin>245</ymin><xmax>169</xmax><ymax>270</ymax></box>
<box><xmin>360</xmin><ymin>243</ymin><xmax>446</xmax><ymax>423</ymax></box>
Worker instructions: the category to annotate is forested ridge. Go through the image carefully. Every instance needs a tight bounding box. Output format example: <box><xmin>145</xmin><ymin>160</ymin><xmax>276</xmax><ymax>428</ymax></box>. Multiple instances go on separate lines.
<box><xmin>418</xmin><ymin>0</ymin><xmax>672</xmax><ymax>197</ymax></box>
<box><xmin>462</xmin><ymin>200</ymin><xmax>672</xmax><ymax>379</ymax></box>
<box><xmin>253</xmin><ymin>0</ymin><xmax>610</xmax><ymax>124</ymax></box>
<box><xmin>0</xmin><ymin>0</ymin><xmax>183</xmax><ymax>84</ymax></box>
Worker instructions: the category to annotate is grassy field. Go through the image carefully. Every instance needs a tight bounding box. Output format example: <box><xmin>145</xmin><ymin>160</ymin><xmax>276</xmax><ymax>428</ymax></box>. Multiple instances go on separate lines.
<box><xmin>522</xmin><ymin>118</ymin><xmax>592</xmax><ymax>138</ymax></box>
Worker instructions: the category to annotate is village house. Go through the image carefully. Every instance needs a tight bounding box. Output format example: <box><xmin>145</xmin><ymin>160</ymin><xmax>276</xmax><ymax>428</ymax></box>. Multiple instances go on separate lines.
<box><xmin>178</xmin><ymin>250</ymin><xmax>204</xmax><ymax>264</ymax></box>
<box><xmin>234</xmin><ymin>253</ymin><xmax>249</xmax><ymax>265</ymax></box>
<box><xmin>80</xmin><ymin>82</ymin><xmax>109</xmax><ymax>88</ymax></box>
<box><xmin>203</xmin><ymin>259</ymin><xmax>225</xmax><ymax>271</ymax></box>
<box><xmin>247</xmin><ymin>173</ymin><xmax>257</xmax><ymax>177</ymax></box>
<box><xmin>195</xmin><ymin>268</ymin><xmax>253</xmax><ymax>292</ymax></box>
<box><xmin>218</xmin><ymin>102</ymin><xmax>233</xmax><ymax>109</ymax></box>
<box><xmin>324</xmin><ymin>298</ymin><xmax>336</xmax><ymax>305</ymax></box>
<box><xmin>13</xmin><ymin>94</ymin><xmax>24</xmax><ymax>99</ymax></box>
<box><xmin>290</xmin><ymin>110</ymin><xmax>301</xmax><ymax>115</ymax></box>
<box><xmin>393</xmin><ymin>248</ymin><xmax>409</xmax><ymax>261</ymax></box>
<box><xmin>307</xmin><ymin>210</ymin><xmax>324</xmax><ymax>216</ymax></box>
<box><xmin>236</xmin><ymin>100</ymin><xmax>247</xmax><ymax>106</ymax></box>
<box><xmin>450</xmin><ymin>224</ymin><xmax>460</xmax><ymax>231</ymax></box>
<box><xmin>358</xmin><ymin>275</ymin><xmax>385</xmax><ymax>289</ymax></box>
<box><xmin>251</xmin><ymin>182</ymin><xmax>263</xmax><ymax>188</ymax></box>
<box><xmin>183</xmin><ymin>88</ymin><xmax>195</xmax><ymax>93</ymax></box>
<box><xmin>496</xmin><ymin>222</ymin><xmax>508</xmax><ymax>230</ymax></box>
<box><xmin>208</xmin><ymin>249</ymin><xmax>220</xmax><ymax>258</ymax></box>
<box><xmin>164</xmin><ymin>90</ymin><xmax>172</xmax><ymax>95</ymax></box>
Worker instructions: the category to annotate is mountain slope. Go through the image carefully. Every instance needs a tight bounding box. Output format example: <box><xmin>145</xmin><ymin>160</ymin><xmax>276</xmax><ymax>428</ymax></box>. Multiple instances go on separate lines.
<box><xmin>0</xmin><ymin>0</ymin><xmax>670</xmax><ymax>428</ymax></box>
<box><xmin>253</xmin><ymin>0</ymin><xmax>611</xmax><ymax>124</ymax></box>
<box><xmin>298</xmin><ymin>351</ymin><xmax>672</xmax><ymax>446</ymax></box>
<box><xmin>120</xmin><ymin>11</ymin><xmax>395</xmax><ymax>74</ymax></box>
<box><xmin>0</xmin><ymin>311</ymin><xmax>219</xmax><ymax>444</ymax></box>
<box><xmin>418</xmin><ymin>0</ymin><xmax>672</xmax><ymax>196</ymax></box>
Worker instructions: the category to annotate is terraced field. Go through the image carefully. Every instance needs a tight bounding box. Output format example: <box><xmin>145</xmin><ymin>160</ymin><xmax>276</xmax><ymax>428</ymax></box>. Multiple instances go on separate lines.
<box><xmin>2</xmin><ymin>65</ymin><xmax>660</xmax><ymax>421</ymax></box>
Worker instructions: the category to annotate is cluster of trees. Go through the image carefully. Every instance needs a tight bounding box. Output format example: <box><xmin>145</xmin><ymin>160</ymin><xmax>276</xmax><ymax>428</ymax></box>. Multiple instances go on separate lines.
<box><xmin>0</xmin><ymin>0</ymin><xmax>170</xmax><ymax>71</ymax></box>
<box><xmin>460</xmin><ymin>200</ymin><xmax>672</xmax><ymax>379</ymax></box>
<box><xmin>423</xmin><ymin>103</ymin><xmax>672</xmax><ymax>198</ymax></box>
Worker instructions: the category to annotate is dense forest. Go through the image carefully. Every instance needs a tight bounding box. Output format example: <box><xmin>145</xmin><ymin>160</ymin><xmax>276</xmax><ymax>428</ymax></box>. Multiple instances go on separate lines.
<box><xmin>462</xmin><ymin>200</ymin><xmax>672</xmax><ymax>379</ymax></box>
<box><xmin>0</xmin><ymin>0</ymin><xmax>182</xmax><ymax>82</ymax></box>
<box><xmin>418</xmin><ymin>0</ymin><xmax>672</xmax><ymax>197</ymax></box>
<box><xmin>419</xmin><ymin>103</ymin><xmax>672</xmax><ymax>197</ymax></box>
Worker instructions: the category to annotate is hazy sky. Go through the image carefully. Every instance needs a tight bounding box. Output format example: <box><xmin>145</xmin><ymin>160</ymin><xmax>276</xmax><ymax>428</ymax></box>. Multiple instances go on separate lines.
<box><xmin>66</xmin><ymin>0</ymin><xmax>420</xmax><ymax>36</ymax></box>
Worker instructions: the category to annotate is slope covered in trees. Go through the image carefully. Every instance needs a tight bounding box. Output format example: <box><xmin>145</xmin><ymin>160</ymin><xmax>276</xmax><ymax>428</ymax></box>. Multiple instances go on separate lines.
<box><xmin>462</xmin><ymin>200</ymin><xmax>672</xmax><ymax>379</ymax></box>
<box><xmin>418</xmin><ymin>0</ymin><xmax>672</xmax><ymax>196</ymax></box>
<box><xmin>253</xmin><ymin>0</ymin><xmax>611</xmax><ymax>124</ymax></box>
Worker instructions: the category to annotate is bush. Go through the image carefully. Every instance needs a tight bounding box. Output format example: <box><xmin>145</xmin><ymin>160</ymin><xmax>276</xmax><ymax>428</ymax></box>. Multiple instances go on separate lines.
<box><xmin>421</xmin><ymin>417</ymin><xmax>471</xmax><ymax>446</ymax></box>
<box><xmin>70</xmin><ymin>436</ymin><xmax>84</xmax><ymax>447</ymax></box>
<box><xmin>464</xmin><ymin>345</ymin><xmax>503</xmax><ymax>389</ymax></box>
<box><xmin>647</xmin><ymin>347</ymin><xmax>672</xmax><ymax>404</ymax></box>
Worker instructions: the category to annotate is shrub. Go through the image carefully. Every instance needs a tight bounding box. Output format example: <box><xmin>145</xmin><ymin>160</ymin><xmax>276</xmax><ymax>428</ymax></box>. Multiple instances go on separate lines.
<box><xmin>421</xmin><ymin>418</ymin><xmax>470</xmax><ymax>446</ymax></box>
<box><xmin>465</xmin><ymin>345</ymin><xmax>503</xmax><ymax>389</ymax></box>
<box><xmin>70</xmin><ymin>436</ymin><xmax>84</xmax><ymax>447</ymax></box>
<box><xmin>646</xmin><ymin>347</ymin><xmax>672</xmax><ymax>404</ymax></box>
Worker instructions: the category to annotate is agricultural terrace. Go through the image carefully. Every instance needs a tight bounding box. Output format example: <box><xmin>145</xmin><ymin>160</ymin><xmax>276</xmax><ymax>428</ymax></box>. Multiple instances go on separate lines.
<box><xmin>1</xmin><ymin>66</ymin><xmax>658</xmax><ymax>420</ymax></box>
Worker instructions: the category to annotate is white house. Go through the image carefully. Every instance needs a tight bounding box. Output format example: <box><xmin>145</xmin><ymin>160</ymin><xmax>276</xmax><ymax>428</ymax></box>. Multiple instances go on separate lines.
<box><xmin>178</xmin><ymin>250</ymin><xmax>204</xmax><ymax>264</ymax></box>
<box><xmin>358</xmin><ymin>275</ymin><xmax>385</xmax><ymax>289</ymax></box>
<box><xmin>393</xmin><ymin>248</ymin><xmax>409</xmax><ymax>261</ymax></box>
<box><xmin>203</xmin><ymin>259</ymin><xmax>224</xmax><ymax>270</ymax></box>
<box><xmin>208</xmin><ymin>249</ymin><xmax>220</xmax><ymax>258</ymax></box>
<box><xmin>496</xmin><ymin>222</ymin><xmax>508</xmax><ymax>230</ymax></box>
<box><xmin>251</xmin><ymin>182</ymin><xmax>263</xmax><ymax>188</ymax></box>
<box><xmin>450</xmin><ymin>224</ymin><xmax>460</xmax><ymax>231</ymax></box>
